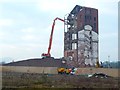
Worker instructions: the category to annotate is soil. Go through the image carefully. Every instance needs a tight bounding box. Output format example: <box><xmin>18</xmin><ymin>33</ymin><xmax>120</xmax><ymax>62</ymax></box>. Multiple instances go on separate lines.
<box><xmin>2</xmin><ymin>71</ymin><xmax>119</xmax><ymax>89</ymax></box>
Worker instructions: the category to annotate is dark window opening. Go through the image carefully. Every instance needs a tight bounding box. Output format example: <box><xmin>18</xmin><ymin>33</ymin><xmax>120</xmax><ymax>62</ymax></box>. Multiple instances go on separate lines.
<box><xmin>94</xmin><ymin>23</ymin><xmax>96</xmax><ymax>28</ymax></box>
<box><xmin>90</xmin><ymin>46</ymin><xmax>92</xmax><ymax>49</ymax></box>
<box><xmin>90</xmin><ymin>41</ymin><xmax>92</xmax><ymax>44</ymax></box>
<box><xmin>85</xmin><ymin>15</ymin><xmax>92</xmax><ymax>22</ymax></box>
<box><xmin>90</xmin><ymin>37</ymin><xmax>92</xmax><ymax>40</ymax></box>
<box><xmin>89</xmin><ymin>31</ymin><xmax>92</xmax><ymax>35</ymax></box>
<box><xmin>94</xmin><ymin>23</ymin><xmax>96</xmax><ymax>32</ymax></box>
<box><xmin>94</xmin><ymin>17</ymin><xmax>96</xmax><ymax>21</ymax></box>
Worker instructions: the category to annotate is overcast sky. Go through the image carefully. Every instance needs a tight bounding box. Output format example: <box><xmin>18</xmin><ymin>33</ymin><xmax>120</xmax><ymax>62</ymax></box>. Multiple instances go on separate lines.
<box><xmin>0</xmin><ymin>0</ymin><xmax>119</xmax><ymax>63</ymax></box>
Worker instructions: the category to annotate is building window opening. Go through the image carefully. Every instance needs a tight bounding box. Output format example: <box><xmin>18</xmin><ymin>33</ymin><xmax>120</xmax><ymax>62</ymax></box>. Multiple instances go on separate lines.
<box><xmin>94</xmin><ymin>17</ymin><xmax>96</xmax><ymax>21</ymax></box>
<box><xmin>72</xmin><ymin>43</ymin><xmax>77</xmax><ymax>50</ymax></box>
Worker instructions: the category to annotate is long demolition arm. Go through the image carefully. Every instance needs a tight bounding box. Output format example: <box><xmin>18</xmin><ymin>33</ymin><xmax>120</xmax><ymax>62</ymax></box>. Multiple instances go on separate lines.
<box><xmin>47</xmin><ymin>17</ymin><xmax>64</xmax><ymax>56</ymax></box>
<box><xmin>42</xmin><ymin>17</ymin><xmax>64</xmax><ymax>57</ymax></box>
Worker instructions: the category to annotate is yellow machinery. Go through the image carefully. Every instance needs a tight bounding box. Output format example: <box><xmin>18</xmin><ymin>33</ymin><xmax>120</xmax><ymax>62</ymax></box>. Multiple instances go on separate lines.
<box><xmin>57</xmin><ymin>68</ymin><xmax>73</xmax><ymax>74</ymax></box>
<box><xmin>95</xmin><ymin>58</ymin><xmax>101</xmax><ymax>68</ymax></box>
<box><xmin>57</xmin><ymin>68</ymin><xmax>66</xmax><ymax>74</ymax></box>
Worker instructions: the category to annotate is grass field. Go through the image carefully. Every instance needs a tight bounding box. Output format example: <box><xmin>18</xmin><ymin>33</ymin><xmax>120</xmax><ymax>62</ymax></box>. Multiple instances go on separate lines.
<box><xmin>2</xmin><ymin>71</ymin><xmax>119</xmax><ymax>89</ymax></box>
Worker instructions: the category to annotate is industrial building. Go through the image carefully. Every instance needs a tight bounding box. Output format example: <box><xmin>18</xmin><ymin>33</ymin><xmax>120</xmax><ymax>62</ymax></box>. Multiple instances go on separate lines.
<box><xmin>64</xmin><ymin>5</ymin><xmax>99</xmax><ymax>67</ymax></box>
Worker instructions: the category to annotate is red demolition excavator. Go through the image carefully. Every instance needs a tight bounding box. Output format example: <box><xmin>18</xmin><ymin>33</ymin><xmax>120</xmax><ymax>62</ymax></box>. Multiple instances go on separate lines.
<box><xmin>41</xmin><ymin>17</ymin><xmax>65</xmax><ymax>58</ymax></box>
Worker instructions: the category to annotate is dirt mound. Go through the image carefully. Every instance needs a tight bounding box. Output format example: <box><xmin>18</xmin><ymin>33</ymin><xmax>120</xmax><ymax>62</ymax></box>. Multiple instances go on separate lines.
<box><xmin>3</xmin><ymin>57</ymin><xmax>66</xmax><ymax>67</ymax></box>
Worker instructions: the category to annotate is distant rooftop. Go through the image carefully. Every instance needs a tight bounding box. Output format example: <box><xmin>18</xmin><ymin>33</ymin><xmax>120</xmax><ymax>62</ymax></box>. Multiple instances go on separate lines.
<box><xmin>70</xmin><ymin>5</ymin><xmax>98</xmax><ymax>15</ymax></box>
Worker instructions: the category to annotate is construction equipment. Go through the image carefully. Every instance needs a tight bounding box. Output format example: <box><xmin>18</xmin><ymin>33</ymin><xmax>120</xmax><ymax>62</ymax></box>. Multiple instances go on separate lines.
<box><xmin>95</xmin><ymin>58</ymin><xmax>101</xmax><ymax>68</ymax></box>
<box><xmin>41</xmin><ymin>17</ymin><xmax>64</xmax><ymax>58</ymax></box>
<box><xmin>57</xmin><ymin>67</ymin><xmax>66</xmax><ymax>74</ymax></box>
<box><xmin>96</xmin><ymin>61</ymin><xmax>100</xmax><ymax>68</ymax></box>
<box><xmin>57</xmin><ymin>67</ymin><xmax>77</xmax><ymax>75</ymax></box>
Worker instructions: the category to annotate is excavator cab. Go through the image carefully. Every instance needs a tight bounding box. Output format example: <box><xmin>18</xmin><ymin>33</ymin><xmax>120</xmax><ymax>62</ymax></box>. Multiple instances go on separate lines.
<box><xmin>41</xmin><ymin>53</ymin><xmax>51</xmax><ymax>59</ymax></box>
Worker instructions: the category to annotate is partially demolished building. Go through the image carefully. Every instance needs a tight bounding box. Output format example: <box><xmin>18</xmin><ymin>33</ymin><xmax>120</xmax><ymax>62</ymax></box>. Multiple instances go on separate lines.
<box><xmin>64</xmin><ymin>5</ymin><xmax>99</xmax><ymax>67</ymax></box>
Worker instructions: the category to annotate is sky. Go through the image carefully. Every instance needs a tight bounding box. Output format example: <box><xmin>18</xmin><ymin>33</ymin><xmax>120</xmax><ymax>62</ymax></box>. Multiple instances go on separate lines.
<box><xmin>0</xmin><ymin>0</ymin><xmax>119</xmax><ymax>63</ymax></box>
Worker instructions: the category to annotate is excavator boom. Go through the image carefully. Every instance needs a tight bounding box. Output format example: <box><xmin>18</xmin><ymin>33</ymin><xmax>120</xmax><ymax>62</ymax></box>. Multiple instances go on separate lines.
<box><xmin>42</xmin><ymin>17</ymin><xmax>64</xmax><ymax>58</ymax></box>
